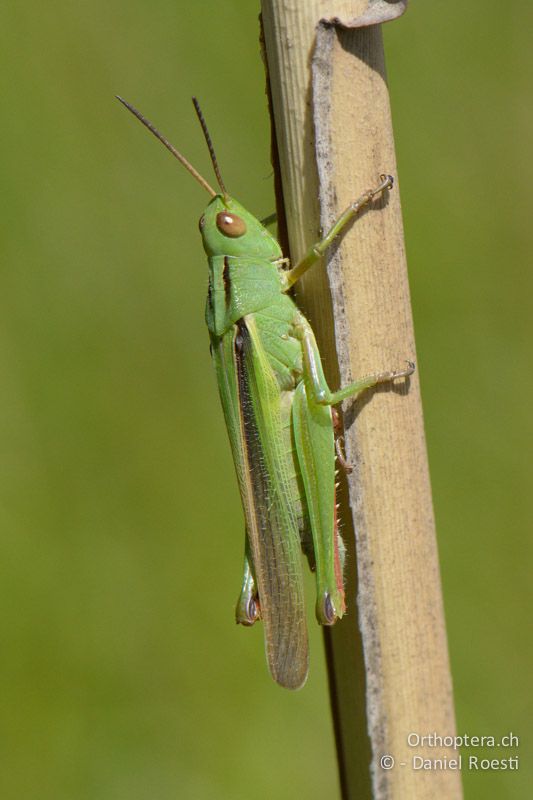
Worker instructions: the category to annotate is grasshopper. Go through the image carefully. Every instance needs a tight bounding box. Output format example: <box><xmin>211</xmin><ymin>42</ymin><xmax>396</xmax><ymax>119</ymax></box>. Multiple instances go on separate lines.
<box><xmin>117</xmin><ymin>96</ymin><xmax>414</xmax><ymax>689</ymax></box>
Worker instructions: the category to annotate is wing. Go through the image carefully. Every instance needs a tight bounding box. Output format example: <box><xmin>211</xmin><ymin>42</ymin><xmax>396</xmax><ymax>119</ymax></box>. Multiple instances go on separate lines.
<box><xmin>211</xmin><ymin>315</ymin><xmax>308</xmax><ymax>689</ymax></box>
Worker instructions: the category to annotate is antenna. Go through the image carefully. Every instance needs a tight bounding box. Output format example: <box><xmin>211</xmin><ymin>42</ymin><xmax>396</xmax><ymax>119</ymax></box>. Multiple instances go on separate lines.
<box><xmin>116</xmin><ymin>96</ymin><xmax>217</xmax><ymax>197</ymax></box>
<box><xmin>192</xmin><ymin>97</ymin><xmax>228</xmax><ymax>200</ymax></box>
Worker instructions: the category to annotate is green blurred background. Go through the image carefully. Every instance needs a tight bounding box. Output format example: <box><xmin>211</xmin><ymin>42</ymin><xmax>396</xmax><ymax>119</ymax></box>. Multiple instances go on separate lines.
<box><xmin>0</xmin><ymin>2</ymin><xmax>531</xmax><ymax>798</ymax></box>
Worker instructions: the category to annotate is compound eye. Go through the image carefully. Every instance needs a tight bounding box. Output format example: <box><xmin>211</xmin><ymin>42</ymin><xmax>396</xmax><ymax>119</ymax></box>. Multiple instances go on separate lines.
<box><xmin>216</xmin><ymin>211</ymin><xmax>247</xmax><ymax>238</ymax></box>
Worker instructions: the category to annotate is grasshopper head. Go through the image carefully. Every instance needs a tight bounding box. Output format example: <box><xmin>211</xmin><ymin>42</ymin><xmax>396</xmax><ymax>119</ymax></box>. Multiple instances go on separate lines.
<box><xmin>199</xmin><ymin>195</ymin><xmax>281</xmax><ymax>260</ymax></box>
<box><xmin>116</xmin><ymin>97</ymin><xmax>281</xmax><ymax>262</ymax></box>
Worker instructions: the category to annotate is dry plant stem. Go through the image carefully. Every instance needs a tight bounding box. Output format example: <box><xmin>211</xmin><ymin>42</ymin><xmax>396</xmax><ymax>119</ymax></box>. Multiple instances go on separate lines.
<box><xmin>260</xmin><ymin>2</ymin><xmax>462</xmax><ymax>799</ymax></box>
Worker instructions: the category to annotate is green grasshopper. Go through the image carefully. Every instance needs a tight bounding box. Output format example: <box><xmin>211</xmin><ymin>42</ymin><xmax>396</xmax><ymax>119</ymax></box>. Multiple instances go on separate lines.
<box><xmin>118</xmin><ymin>96</ymin><xmax>414</xmax><ymax>689</ymax></box>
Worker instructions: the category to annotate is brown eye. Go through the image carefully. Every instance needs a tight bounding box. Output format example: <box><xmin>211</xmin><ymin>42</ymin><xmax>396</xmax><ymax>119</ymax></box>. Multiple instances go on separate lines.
<box><xmin>216</xmin><ymin>211</ymin><xmax>247</xmax><ymax>238</ymax></box>
<box><xmin>198</xmin><ymin>214</ymin><xmax>205</xmax><ymax>231</ymax></box>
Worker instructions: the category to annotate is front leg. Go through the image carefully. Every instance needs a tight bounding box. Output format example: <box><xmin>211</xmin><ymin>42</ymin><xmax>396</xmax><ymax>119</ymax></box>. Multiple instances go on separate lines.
<box><xmin>294</xmin><ymin>317</ymin><xmax>414</xmax><ymax>406</ymax></box>
<box><xmin>284</xmin><ymin>174</ymin><xmax>394</xmax><ymax>290</ymax></box>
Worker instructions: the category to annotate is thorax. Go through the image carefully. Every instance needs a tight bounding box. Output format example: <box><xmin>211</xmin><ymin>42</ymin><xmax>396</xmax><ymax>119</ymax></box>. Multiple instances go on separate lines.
<box><xmin>206</xmin><ymin>254</ymin><xmax>287</xmax><ymax>336</ymax></box>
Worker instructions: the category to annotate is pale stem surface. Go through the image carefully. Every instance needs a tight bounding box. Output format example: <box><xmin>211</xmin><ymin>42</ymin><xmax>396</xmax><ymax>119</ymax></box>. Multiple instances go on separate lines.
<box><xmin>260</xmin><ymin>2</ymin><xmax>461</xmax><ymax>799</ymax></box>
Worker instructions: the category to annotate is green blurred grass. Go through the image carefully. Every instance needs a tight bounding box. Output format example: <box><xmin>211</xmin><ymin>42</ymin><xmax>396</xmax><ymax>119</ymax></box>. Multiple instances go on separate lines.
<box><xmin>0</xmin><ymin>2</ymin><xmax>531</xmax><ymax>798</ymax></box>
